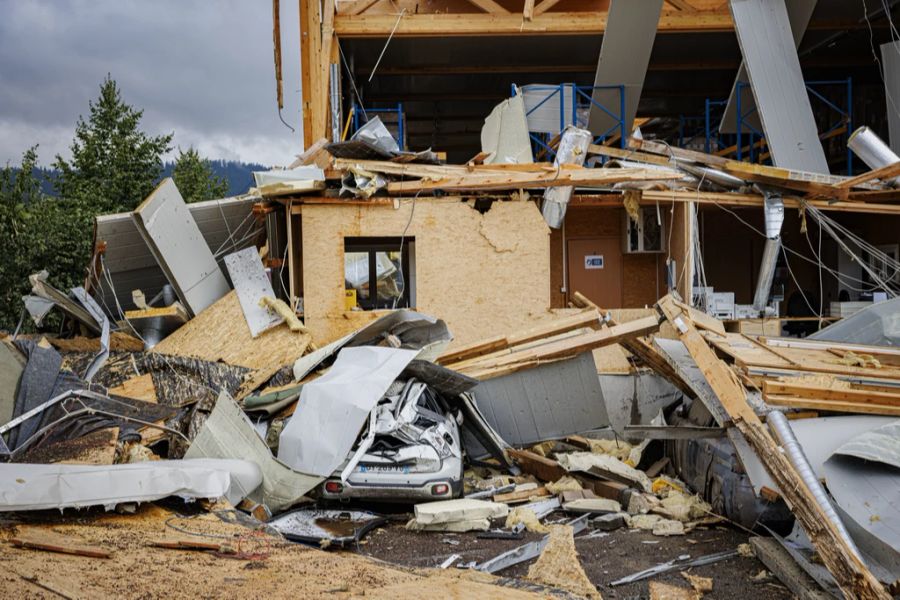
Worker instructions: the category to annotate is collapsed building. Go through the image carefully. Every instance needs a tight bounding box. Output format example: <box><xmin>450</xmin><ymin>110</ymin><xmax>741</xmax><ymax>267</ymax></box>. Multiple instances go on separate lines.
<box><xmin>2</xmin><ymin>1</ymin><xmax>900</xmax><ymax>599</ymax></box>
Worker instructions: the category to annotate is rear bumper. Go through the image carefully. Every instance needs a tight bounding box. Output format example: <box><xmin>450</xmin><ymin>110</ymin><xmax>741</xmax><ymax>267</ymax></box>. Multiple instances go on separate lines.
<box><xmin>320</xmin><ymin>472</ymin><xmax>463</xmax><ymax>502</ymax></box>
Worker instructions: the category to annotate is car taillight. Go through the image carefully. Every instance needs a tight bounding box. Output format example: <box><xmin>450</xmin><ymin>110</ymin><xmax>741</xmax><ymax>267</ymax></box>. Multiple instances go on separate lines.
<box><xmin>431</xmin><ymin>483</ymin><xmax>449</xmax><ymax>496</ymax></box>
<box><xmin>324</xmin><ymin>481</ymin><xmax>343</xmax><ymax>494</ymax></box>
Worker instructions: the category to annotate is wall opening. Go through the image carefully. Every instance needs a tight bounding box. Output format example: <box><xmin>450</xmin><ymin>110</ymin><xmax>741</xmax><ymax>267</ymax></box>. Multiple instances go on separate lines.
<box><xmin>344</xmin><ymin>236</ymin><xmax>416</xmax><ymax>310</ymax></box>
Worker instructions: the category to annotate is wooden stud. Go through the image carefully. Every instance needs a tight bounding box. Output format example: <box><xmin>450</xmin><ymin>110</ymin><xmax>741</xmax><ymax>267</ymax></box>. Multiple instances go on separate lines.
<box><xmin>532</xmin><ymin>0</ymin><xmax>563</xmax><ymax>16</ymax></box>
<box><xmin>465</xmin><ymin>0</ymin><xmax>511</xmax><ymax>14</ymax></box>
<box><xmin>523</xmin><ymin>0</ymin><xmax>535</xmax><ymax>20</ymax></box>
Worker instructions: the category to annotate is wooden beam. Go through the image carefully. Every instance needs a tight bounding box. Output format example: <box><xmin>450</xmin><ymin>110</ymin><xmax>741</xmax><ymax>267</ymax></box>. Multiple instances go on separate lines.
<box><xmin>385</xmin><ymin>166</ymin><xmax>682</xmax><ymax>193</ymax></box>
<box><xmin>532</xmin><ymin>0</ymin><xmax>563</xmax><ymax>16</ymax></box>
<box><xmin>438</xmin><ymin>309</ymin><xmax>602</xmax><ymax>365</ymax></box>
<box><xmin>640</xmin><ymin>189</ymin><xmax>900</xmax><ymax>215</ymax></box>
<box><xmin>664</xmin><ymin>0</ymin><xmax>698</xmax><ymax>11</ymax></box>
<box><xmin>337</xmin><ymin>0</ymin><xmax>381</xmax><ymax>15</ymax></box>
<box><xmin>835</xmin><ymin>160</ymin><xmax>900</xmax><ymax>189</ymax></box>
<box><xmin>765</xmin><ymin>396</ymin><xmax>900</xmax><ymax>417</ymax></box>
<box><xmin>464</xmin><ymin>0</ymin><xmax>511</xmax><ymax>13</ymax></box>
<box><xmin>523</xmin><ymin>0</ymin><xmax>535</xmax><ymax>20</ymax></box>
<box><xmin>333</xmin><ymin>11</ymin><xmax>734</xmax><ymax>37</ymax></box>
<box><xmin>586</xmin><ymin>143</ymin><xmax>673</xmax><ymax>166</ymax></box>
<box><xmin>763</xmin><ymin>380</ymin><xmax>900</xmax><ymax>408</ymax></box>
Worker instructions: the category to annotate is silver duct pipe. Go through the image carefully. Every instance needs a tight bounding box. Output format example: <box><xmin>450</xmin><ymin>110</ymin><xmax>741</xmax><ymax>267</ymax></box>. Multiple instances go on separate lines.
<box><xmin>541</xmin><ymin>127</ymin><xmax>592</xmax><ymax>228</ymax></box>
<box><xmin>848</xmin><ymin>126</ymin><xmax>900</xmax><ymax>186</ymax></box>
<box><xmin>752</xmin><ymin>190</ymin><xmax>784</xmax><ymax>313</ymax></box>
<box><xmin>767</xmin><ymin>411</ymin><xmax>863</xmax><ymax>561</ymax></box>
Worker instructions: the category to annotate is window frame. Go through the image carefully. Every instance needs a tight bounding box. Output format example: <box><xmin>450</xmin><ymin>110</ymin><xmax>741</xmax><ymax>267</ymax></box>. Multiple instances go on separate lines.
<box><xmin>344</xmin><ymin>236</ymin><xmax>414</xmax><ymax>310</ymax></box>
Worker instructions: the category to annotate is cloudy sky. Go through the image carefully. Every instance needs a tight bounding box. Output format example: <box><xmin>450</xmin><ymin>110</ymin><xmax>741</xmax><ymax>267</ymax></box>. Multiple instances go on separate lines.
<box><xmin>0</xmin><ymin>0</ymin><xmax>303</xmax><ymax>167</ymax></box>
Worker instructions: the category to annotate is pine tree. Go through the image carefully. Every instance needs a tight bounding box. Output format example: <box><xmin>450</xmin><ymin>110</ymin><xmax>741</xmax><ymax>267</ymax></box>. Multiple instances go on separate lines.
<box><xmin>0</xmin><ymin>147</ymin><xmax>41</xmax><ymax>330</ymax></box>
<box><xmin>53</xmin><ymin>75</ymin><xmax>173</xmax><ymax>213</ymax></box>
<box><xmin>172</xmin><ymin>147</ymin><xmax>230</xmax><ymax>202</ymax></box>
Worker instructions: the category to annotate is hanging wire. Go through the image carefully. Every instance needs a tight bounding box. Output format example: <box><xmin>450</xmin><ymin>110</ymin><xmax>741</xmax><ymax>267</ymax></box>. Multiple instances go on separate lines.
<box><xmin>368</xmin><ymin>8</ymin><xmax>407</xmax><ymax>83</ymax></box>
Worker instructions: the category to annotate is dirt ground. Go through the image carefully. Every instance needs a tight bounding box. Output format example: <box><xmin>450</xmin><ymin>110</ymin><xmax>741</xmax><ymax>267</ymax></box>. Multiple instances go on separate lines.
<box><xmin>0</xmin><ymin>503</ymin><xmax>551</xmax><ymax>600</ymax></box>
<box><xmin>0</xmin><ymin>501</ymin><xmax>793</xmax><ymax>599</ymax></box>
<box><xmin>360</xmin><ymin>519</ymin><xmax>794</xmax><ymax>599</ymax></box>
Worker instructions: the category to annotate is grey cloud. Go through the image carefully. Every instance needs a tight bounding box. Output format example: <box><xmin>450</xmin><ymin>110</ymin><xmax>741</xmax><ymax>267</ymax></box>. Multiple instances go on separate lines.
<box><xmin>0</xmin><ymin>0</ymin><xmax>304</xmax><ymax>167</ymax></box>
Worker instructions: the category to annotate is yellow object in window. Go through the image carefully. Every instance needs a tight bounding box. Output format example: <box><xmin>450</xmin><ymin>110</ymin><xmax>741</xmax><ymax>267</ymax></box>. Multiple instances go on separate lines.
<box><xmin>344</xmin><ymin>288</ymin><xmax>357</xmax><ymax>310</ymax></box>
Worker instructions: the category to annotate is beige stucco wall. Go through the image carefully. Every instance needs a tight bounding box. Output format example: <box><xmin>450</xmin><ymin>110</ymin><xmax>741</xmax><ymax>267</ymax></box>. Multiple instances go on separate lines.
<box><xmin>300</xmin><ymin>197</ymin><xmax>551</xmax><ymax>348</ymax></box>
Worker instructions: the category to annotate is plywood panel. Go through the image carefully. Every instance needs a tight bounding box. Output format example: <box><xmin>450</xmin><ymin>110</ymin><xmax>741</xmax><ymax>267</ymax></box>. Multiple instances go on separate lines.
<box><xmin>300</xmin><ymin>199</ymin><xmax>551</xmax><ymax>347</ymax></box>
<box><xmin>152</xmin><ymin>290</ymin><xmax>311</xmax><ymax>394</ymax></box>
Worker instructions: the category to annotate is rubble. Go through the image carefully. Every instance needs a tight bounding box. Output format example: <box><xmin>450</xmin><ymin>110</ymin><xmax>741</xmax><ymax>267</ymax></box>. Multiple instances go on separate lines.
<box><xmin>2</xmin><ymin>70</ymin><xmax>899</xmax><ymax>600</ymax></box>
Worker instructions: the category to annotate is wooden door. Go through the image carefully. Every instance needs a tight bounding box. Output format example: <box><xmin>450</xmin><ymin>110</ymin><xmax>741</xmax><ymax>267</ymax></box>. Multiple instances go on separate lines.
<box><xmin>567</xmin><ymin>237</ymin><xmax>623</xmax><ymax>308</ymax></box>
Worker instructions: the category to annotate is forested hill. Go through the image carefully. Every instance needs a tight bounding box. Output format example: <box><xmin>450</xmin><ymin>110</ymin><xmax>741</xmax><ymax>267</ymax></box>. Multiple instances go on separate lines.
<box><xmin>26</xmin><ymin>159</ymin><xmax>268</xmax><ymax>199</ymax></box>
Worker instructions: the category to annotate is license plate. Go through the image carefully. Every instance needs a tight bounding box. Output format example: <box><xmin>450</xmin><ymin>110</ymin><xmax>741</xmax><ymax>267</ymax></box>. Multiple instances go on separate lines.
<box><xmin>358</xmin><ymin>465</ymin><xmax>410</xmax><ymax>474</ymax></box>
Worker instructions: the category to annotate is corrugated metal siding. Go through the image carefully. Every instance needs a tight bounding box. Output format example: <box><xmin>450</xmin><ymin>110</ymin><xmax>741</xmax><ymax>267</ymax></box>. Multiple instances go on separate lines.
<box><xmin>93</xmin><ymin>195</ymin><xmax>260</xmax><ymax>317</ymax></box>
<box><xmin>470</xmin><ymin>352</ymin><xmax>609</xmax><ymax>447</ymax></box>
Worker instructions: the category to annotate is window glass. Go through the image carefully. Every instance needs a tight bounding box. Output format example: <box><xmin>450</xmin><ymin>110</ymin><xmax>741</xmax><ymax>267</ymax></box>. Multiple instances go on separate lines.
<box><xmin>345</xmin><ymin>251</ymin><xmax>370</xmax><ymax>302</ymax></box>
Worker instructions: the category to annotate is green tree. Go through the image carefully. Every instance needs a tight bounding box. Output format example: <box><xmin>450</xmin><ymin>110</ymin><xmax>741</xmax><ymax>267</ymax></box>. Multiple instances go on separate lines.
<box><xmin>53</xmin><ymin>75</ymin><xmax>173</xmax><ymax>213</ymax></box>
<box><xmin>0</xmin><ymin>147</ymin><xmax>41</xmax><ymax>330</ymax></box>
<box><xmin>172</xmin><ymin>147</ymin><xmax>229</xmax><ymax>202</ymax></box>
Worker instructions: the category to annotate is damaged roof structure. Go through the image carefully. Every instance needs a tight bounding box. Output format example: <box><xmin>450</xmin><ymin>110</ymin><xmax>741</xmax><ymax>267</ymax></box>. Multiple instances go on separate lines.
<box><xmin>3</xmin><ymin>1</ymin><xmax>900</xmax><ymax>599</ymax></box>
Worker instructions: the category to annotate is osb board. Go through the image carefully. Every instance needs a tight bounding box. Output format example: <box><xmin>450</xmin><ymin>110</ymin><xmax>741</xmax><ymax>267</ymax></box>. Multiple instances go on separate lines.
<box><xmin>301</xmin><ymin>199</ymin><xmax>551</xmax><ymax>348</ymax></box>
<box><xmin>526</xmin><ymin>525</ymin><xmax>601</xmax><ymax>599</ymax></box>
<box><xmin>108</xmin><ymin>373</ymin><xmax>157</xmax><ymax>403</ymax></box>
<box><xmin>17</xmin><ymin>427</ymin><xmax>118</xmax><ymax>465</ymax></box>
<box><xmin>152</xmin><ymin>290</ymin><xmax>310</xmax><ymax>389</ymax></box>
<box><xmin>0</xmin><ymin>504</ymin><xmax>547</xmax><ymax>599</ymax></box>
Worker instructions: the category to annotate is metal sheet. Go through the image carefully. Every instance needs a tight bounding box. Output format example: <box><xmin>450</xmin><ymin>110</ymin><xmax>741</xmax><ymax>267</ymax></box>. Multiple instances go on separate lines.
<box><xmin>720</xmin><ymin>0</ymin><xmax>817</xmax><ymax>134</ymax></box>
<box><xmin>728</xmin><ymin>0</ymin><xmax>829</xmax><ymax>173</ymax></box>
<box><xmin>0</xmin><ymin>458</ymin><xmax>261</xmax><ymax>511</ymax></box>
<box><xmin>824</xmin><ymin>455</ymin><xmax>900</xmax><ymax>582</ymax></box>
<box><xmin>95</xmin><ymin>194</ymin><xmax>258</xmax><ymax>318</ymax></box>
<box><xmin>132</xmin><ymin>179</ymin><xmax>231</xmax><ymax>317</ymax></box>
<box><xmin>882</xmin><ymin>41</ymin><xmax>900</xmax><ymax>153</ymax></box>
<box><xmin>278</xmin><ymin>346</ymin><xmax>419</xmax><ymax>476</ymax></box>
<box><xmin>470</xmin><ymin>352</ymin><xmax>608</xmax><ymax>448</ymax></box>
<box><xmin>598</xmin><ymin>371</ymin><xmax>681</xmax><ymax>435</ymax></box>
<box><xmin>224</xmin><ymin>247</ymin><xmax>282</xmax><ymax>338</ymax></box>
<box><xmin>734</xmin><ymin>415</ymin><xmax>893</xmax><ymax>496</ymax></box>
<box><xmin>653</xmin><ymin>338</ymin><xmax>729</xmax><ymax>426</ymax></box>
<box><xmin>268</xmin><ymin>508</ymin><xmax>386</xmax><ymax>547</ymax></box>
<box><xmin>587</xmin><ymin>0</ymin><xmax>663</xmax><ymax>137</ymax></box>
<box><xmin>184</xmin><ymin>392</ymin><xmax>321</xmax><ymax>513</ymax></box>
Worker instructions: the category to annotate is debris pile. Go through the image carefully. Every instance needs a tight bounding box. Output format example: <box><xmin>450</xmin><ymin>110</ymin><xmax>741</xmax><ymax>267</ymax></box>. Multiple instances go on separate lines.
<box><xmin>1</xmin><ymin>131</ymin><xmax>898</xmax><ymax>600</ymax></box>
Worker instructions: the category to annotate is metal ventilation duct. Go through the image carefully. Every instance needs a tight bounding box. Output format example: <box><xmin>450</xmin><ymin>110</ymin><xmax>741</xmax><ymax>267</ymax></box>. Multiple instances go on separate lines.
<box><xmin>752</xmin><ymin>190</ymin><xmax>784</xmax><ymax>313</ymax></box>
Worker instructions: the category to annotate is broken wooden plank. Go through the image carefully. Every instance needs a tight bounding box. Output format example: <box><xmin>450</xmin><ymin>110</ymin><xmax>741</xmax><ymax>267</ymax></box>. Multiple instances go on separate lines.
<box><xmin>152</xmin><ymin>290</ymin><xmax>311</xmax><ymax>398</ymax></box>
<box><xmin>508</xmin><ymin>448</ymin><xmax>567</xmax><ymax>482</ymax></box>
<box><xmin>764</xmin><ymin>396</ymin><xmax>900</xmax><ymax>417</ymax></box>
<box><xmin>750</xmin><ymin>537</ymin><xmax>833</xmax><ymax>600</ymax></box>
<box><xmin>627</xmin><ymin>136</ymin><xmax>729</xmax><ymax>167</ymax></box>
<box><xmin>655</xmin><ymin>295</ymin><xmax>889</xmax><ymax>600</ymax></box>
<box><xmin>12</xmin><ymin>528</ymin><xmax>113</xmax><ymax>559</ymax></box>
<box><xmin>386</xmin><ymin>167</ymin><xmax>683</xmax><ymax>193</ymax></box>
<box><xmin>108</xmin><ymin>373</ymin><xmax>158</xmax><ymax>404</ymax></box>
<box><xmin>720</xmin><ymin>160</ymin><xmax>849</xmax><ymax>200</ymax></box>
<box><xmin>586</xmin><ymin>143</ymin><xmax>674</xmax><ymax>166</ymax></box>
<box><xmin>763</xmin><ymin>380</ymin><xmax>900</xmax><ymax>406</ymax></box>
<box><xmin>834</xmin><ymin>160</ymin><xmax>900</xmax><ymax>189</ymax></box>
<box><xmin>456</xmin><ymin>316</ymin><xmax>660</xmax><ymax>379</ymax></box>
<box><xmin>494</xmin><ymin>486</ymin><xmax>550</xmax><ymax>504</ymax></box>
<box><xmin>438</xmin><ymin>309</ymin><xmax>601</xmax><ymax>365</ymax></box>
